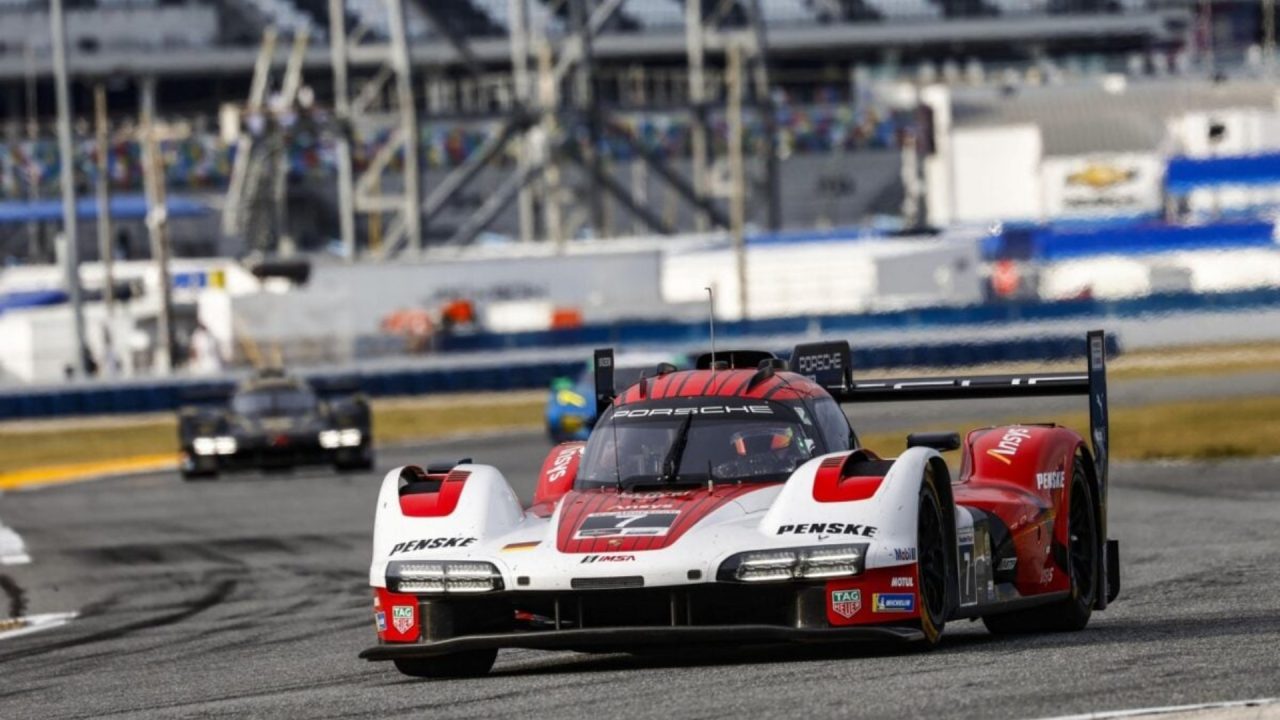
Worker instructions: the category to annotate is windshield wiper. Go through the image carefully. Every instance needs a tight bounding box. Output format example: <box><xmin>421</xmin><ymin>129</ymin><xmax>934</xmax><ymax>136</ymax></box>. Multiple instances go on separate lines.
<box><xmin>659</xmin><ymin>413</ymin><xmax>694</xmax><ymax>484</ymax></box>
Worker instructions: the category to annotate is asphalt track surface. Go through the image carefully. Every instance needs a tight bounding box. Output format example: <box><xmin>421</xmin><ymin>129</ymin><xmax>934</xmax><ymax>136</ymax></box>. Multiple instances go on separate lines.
<box><xmin>2</xmin><ymin>411</ymin><xmax>1279</xmax><ymax>718</ymax></box>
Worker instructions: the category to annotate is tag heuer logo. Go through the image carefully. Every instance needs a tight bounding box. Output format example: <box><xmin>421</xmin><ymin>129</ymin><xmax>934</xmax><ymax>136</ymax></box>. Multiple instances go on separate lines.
<box><xmin>392</xmin><ymin>605</ymin><xmax>414</xmax><ymax>634</ymax></box>
<box><xmin>831</xmin><ymin>589</ymin><xmax>862</xmax><ymax>619</ymax></box>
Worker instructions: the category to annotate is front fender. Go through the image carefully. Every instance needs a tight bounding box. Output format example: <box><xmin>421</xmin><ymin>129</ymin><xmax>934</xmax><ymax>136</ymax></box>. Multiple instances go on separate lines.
<box><xmin>369</xmin><ymin>463</ymin><xmax>523</xmax><ymax>586</ymax></box>
<box><xmin>760</xmin><ymin>447</ymin><xmax>942</xmax><ymax>570</ymax></box>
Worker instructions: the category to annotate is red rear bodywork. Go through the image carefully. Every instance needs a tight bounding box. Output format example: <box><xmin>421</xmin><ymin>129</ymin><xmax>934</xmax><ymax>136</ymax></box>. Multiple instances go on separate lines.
<box><xmin>954</xmin><ymin>424</ymin><xmax>1088</xmax><ymax>597</ymax></box>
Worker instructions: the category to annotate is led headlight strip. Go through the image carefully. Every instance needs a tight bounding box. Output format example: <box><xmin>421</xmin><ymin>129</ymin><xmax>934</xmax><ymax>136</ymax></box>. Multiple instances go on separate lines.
<box><xmin>319</xmin><ymin>429</ymin><xmax>363</xmax><ymax>448</ymax></box>
<box><xmin>716</xmin><ymin>544</ymin><xmax>868</xmax><ymax>582</ymax></box>
<box><xmin>386</xmin><ymin>561</ymin><xmax>504</xmax><ymax>594</ymax></box>
<box><xmin>193</xmin><ymin>436</ymin><xmax>237</xmax><ymax>456</ymax></box>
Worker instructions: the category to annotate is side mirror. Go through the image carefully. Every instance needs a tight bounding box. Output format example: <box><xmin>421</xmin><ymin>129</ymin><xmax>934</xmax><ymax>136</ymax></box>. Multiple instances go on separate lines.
<box><xmin>906</xmin><ymin>432</ymin><xmax>961</xmax><ymax>452</ymax></box>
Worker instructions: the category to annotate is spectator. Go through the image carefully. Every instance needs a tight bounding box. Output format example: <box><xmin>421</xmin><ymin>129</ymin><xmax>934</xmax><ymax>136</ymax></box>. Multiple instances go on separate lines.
<box><xmin>188</xmin><ymin>320</ymin><xmax>224</xmax><ymax>375</ymax></box>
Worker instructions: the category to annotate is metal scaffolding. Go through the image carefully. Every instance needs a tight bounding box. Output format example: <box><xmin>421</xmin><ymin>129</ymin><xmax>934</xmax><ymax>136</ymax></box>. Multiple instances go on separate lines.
<box><xmin>329</xmin><ymin>0</ymin><xmax>422</xmax><ymax>259</ymax></box>
<box><xmin>320</xmin><ymin>0</ymin><xmax>780</xmax><ymax>256</ymax></box>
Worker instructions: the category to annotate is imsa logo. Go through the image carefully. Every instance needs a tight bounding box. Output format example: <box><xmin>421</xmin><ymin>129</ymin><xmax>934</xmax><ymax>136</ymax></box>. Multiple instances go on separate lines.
<box><xmin>830</xmin><ymin>589</ymin><xmax>862</xmax><ymax>619</ymax></box>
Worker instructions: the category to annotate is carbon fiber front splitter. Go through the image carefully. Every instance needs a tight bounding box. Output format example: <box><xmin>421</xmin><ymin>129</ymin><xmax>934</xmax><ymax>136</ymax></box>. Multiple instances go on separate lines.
<box><xmin>359</xmin><ymin>624</ymin><xmax>923</xmax><ymax>660</ymax></box>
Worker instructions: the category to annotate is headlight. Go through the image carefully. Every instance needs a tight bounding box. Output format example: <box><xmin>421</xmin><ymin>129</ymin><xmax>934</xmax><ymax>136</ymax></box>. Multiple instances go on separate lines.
<box><xmin>194</xmin><ymin>436</ymin><xmax>236</xmax><ymax>455</ymax></box>
<box><xmin>320</xmin><ymin>429</ymin><xmax>362</xmax><ymax>448</ymax></box>
<box><xmin>386</xmin><ymin>561</ymin><xmax>504</xmax><ymax>594</ymax></box>
<box><xmin>717</xmin><ymin>544</ymin><xmax>867</xmax><ymax>583</ymax></box>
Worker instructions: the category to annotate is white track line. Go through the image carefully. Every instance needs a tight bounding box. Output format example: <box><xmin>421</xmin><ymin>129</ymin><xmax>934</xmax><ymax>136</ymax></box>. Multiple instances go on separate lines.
<box><xmin>0</xmin><ymin>612</ymin><xmax>78</xmax><ymax>642</ymax></box>
<box><xmin>1042</xmin><ymin>698</ymin><xmax>1280</xmax><ymax>720</ymax></box>
<box><xmin>0</xmin><ymin>522</ymin><xmax>29</xmax><ymax>565</ymax></box>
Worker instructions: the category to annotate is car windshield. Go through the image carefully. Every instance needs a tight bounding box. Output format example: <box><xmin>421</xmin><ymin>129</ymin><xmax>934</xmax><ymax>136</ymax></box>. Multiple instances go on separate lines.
<box><xmin>232</xmin><ymin>388</ymin><xmax>318</xmax><ymax>417</ymax></box>
<box><xmin>577</xmin><ymin>400</ymin><xmax>822</xmax><ymax>489</ymax></box>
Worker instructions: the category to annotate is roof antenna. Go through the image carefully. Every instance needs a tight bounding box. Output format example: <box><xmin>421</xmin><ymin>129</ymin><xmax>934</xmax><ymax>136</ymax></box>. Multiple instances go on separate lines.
<box><xmin>705</xmin><ymin>286</ymin><xmax>716</xmax><ymax>371</ymax></box>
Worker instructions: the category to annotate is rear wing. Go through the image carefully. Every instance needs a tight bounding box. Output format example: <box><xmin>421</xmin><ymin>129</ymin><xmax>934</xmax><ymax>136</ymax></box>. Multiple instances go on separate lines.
<box><xmin>308</xmin><ymin>374</ymin><xmax>364</xmax><ymax>398</ymax></box>
<box><xmin>792</xmin><ymin>330</ymin><xmax>1114</xmax><ymax>608</ymax></box>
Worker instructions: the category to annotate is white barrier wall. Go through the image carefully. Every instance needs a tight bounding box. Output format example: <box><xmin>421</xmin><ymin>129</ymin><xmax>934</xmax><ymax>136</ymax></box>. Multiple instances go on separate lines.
<box><xmin>1037</xmin><ymin>248</ymin><xmax>1280</xmax><ymax>301</ymax></box>
<box><xmin>662</xmin><ymin>237</ymin><xmax>983</xmax><ymax>320</ymax></box>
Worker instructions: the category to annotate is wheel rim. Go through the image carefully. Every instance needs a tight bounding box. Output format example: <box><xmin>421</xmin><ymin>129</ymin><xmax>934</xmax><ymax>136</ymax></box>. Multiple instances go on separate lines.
<box><xmin>918</xmin><ymin>490</ymin><xmax>947</xmax><ymax>621</ymax></box>
<box><xmin>1068</xmin><ymin>473</ymin><xmax>1097</xmax><ymax>604</ymax></box>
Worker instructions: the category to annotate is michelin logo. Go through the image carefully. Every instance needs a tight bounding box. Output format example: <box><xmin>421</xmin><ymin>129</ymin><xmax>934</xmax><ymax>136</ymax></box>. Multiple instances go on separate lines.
<box><xmin>873</xmin><ymin>593</ymin><xmax>915</xmax><ymax>613</ymax></box>
<box><xmin>1036</xmin><ymin>471</ymin><xmax>1065</xmax><ymax>490</ymax></box>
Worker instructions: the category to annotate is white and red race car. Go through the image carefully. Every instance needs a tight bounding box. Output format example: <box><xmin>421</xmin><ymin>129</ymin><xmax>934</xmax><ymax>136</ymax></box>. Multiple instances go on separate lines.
<box><xmin>361</xmin><ymin>333</ymin><xmax>1120</xmax><ymax>678</ymax></box>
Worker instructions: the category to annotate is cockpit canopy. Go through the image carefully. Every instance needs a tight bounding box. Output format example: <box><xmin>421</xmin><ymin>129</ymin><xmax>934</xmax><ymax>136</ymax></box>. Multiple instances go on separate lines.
<box><xmin>577</xmin><ymin>396</ymin><xmax>853</xmax><ymax>490</ymax></box>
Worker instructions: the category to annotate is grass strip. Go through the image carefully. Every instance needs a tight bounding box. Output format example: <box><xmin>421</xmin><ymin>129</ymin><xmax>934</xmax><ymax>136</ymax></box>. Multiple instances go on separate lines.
<box><xmin>859</xmin><ymin>395</ymin><xmax>1280</xmax><ymax>462</ymax></box>
<box><xmin>2</xmin><ymin>394</ymin><xmax>1279</xmax><ymax>477</ymax></box>
<box><xmin>0</xmin><ymin>398</ymin><xmax>546</xmax><ymax>476</ymax></box>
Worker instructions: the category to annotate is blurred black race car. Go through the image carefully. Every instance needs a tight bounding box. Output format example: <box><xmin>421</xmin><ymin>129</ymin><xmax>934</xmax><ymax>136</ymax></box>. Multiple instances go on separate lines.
<box><xmin>177</xmin><ymin>369</ymin><xmax>374</xmax><ymax>479</ymax></box>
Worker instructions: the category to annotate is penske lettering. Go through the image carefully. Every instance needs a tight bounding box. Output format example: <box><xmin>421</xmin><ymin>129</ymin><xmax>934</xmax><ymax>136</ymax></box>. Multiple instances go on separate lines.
<box><xmin>389</xmin><ymin>537</ymin><xmax>477</xmax><ymax>555</ymax></box>
<box><xmin>777</xmin><ymin>523</ymin><xmax>877</xmax><ymax>538</ymax></box>
<box><xmin>1037</xmin><ymin>470</ymin><xmax>1065</xmax><ymax>490</ymax></box>
<box><xmin>613</xmin><ymin>405</ymin><xmax>774</xmax><ymax>419</ymax></box>
<box><xmin>986</xmin><ymin>427</ymin><xmax>1033</xmax><ymax>465</ymax></box>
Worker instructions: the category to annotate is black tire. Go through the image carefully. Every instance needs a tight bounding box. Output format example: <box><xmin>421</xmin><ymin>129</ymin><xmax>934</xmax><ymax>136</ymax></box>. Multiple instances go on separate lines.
<box><xmin>392</xmin><ymin>649</ymin><xmax>498</xmax><ymax>679</ymax></box>
<box><xmin>916</xmin><ymin>467</ymin><xmax>949</xmax><ymax>646</ymax></box>
<box><xmin>181</xmin><ymin>468</ymin><xmax>217</xmax><ymax>482</ymax></box>
<box><xmin>983</xmin><ymin>454</ymin><xmax>1098</xmax><ymax>635</ymax></box>
<box><xmin>335</xmin><ymin>451</ymin><xmax>375</xmax><ymax>473</ymax></box>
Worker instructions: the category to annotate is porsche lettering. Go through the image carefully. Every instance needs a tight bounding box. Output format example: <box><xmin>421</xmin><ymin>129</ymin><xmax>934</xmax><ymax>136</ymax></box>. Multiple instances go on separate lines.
<box><xmin>796</xmin><ymin>353</ymin><xmax>844</xmax><ymax>374</ymax></box>
<box><xmin>613</xmin><ymin>405</ymin><xmax>773</xmax><ymax>419</ymax></box>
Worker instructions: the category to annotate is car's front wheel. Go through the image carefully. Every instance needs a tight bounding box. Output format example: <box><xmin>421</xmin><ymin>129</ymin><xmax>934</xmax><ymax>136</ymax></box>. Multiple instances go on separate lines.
<box><xmin>916</xmin><ymin>465</ymin><xmax>949</xmax><ymax>647</ymax></box>
<box><xmin>180</xmin><ymin>467</ymin><xmax>217</xmax><ymax>482</ymax></box>
<box><xmin>393</xmin><ymin>649</ymin><xmax>498</xmax><ymax>679</ymax></box>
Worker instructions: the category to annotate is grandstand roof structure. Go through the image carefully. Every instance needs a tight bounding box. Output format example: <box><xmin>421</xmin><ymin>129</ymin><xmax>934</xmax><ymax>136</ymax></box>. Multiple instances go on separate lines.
<box><xmin>0</xmin><ymin>0</ymin><xmax>1195</xmax><ymax>81</ymax></box>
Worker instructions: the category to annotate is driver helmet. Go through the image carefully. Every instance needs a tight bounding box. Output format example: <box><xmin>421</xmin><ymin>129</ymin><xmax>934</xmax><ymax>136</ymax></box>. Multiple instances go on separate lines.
<box><xmin>731</xmin><ymin>426</ymin><xmax>796</xmax><ymax>456</ymax></box>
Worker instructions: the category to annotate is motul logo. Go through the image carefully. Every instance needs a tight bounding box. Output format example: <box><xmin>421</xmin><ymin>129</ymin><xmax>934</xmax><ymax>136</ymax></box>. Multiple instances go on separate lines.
<box><xmin>986</xmin><ymin>427</ymin><xmax>1032</xmax><ymax>465</ymax></box>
